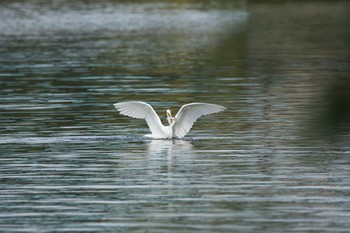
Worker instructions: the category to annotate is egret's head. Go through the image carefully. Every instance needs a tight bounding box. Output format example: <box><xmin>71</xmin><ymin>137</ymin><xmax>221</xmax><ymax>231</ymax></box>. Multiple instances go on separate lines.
<box><xmin>166</xmin><ymin>109</ymin><xmax>172</xmax><ymax>118</ymax></box>
<box><xmin>166</xmin><ymin>109</ymin><xmax>174</xmax><ymax>125</ymax></box>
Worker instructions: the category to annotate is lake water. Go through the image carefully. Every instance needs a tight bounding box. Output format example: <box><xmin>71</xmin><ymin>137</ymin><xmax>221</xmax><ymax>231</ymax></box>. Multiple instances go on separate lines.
<box><xmin>1</xmin><ymin>1</ymin><xmax>350</xmax><ymax>232</ymax></box>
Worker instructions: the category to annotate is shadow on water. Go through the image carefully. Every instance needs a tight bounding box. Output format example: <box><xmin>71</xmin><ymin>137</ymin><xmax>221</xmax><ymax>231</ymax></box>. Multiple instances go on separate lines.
<box><xmin>147</xmin><ymin>139</ymin><xmax>194</xmax><ymax>158</ymax></box>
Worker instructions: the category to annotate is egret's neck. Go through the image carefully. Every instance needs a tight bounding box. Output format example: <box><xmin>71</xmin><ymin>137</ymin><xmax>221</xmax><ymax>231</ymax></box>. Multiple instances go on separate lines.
<box><xmin>167</xmin><ymin>117</ymin><xmax>176</xmax><ymax>126</ymax></box>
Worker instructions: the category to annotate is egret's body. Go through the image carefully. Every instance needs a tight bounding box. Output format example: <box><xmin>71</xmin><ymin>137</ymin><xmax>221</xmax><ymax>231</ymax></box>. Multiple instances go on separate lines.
<box><xmin>114</xmin><ymin>101</ymin><xmax>225</xmax><ymax>139</ymax></box>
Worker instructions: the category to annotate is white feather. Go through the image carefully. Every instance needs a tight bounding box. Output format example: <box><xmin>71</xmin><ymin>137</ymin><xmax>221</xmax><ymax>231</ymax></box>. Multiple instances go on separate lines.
<box><xmin>113</xmin><ymin>101</ymin><xmax>165</xmax><ymax>137</ymax></box>
<box><xmin>173</xmin><ymin>103</ymin><xmax>226</xmax><ymax>138</ymax></box>
<box><xmin>114</xmin><ymin>101</ymin><xmax>225</xmax><ymax>139</ymax></box>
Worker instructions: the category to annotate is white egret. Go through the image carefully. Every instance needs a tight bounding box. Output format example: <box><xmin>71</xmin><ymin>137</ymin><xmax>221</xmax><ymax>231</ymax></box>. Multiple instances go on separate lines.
<box><xmin>114</xmin><ymin>101</ymin><xmax>226</xmax><ymax>139</ymax></box>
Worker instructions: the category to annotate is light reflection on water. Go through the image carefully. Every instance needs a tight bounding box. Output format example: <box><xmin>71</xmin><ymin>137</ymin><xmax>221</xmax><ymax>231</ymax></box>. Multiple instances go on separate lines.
<box><xmin>1</xmin><ymin>0</ymin><xmax>350</xmax><ymax>232</ymax></box>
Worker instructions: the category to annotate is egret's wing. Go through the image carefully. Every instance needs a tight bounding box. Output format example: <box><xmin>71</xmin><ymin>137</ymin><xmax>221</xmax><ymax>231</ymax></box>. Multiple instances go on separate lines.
<box><xmin>113</xmin><ymin>101</ymin><xmax>164</xmax><ymax>136</ymax></box>
<box><xmin>173</xmin><ymin>103</ymin><xmax>226</xmax><ymax>138</ymax></box>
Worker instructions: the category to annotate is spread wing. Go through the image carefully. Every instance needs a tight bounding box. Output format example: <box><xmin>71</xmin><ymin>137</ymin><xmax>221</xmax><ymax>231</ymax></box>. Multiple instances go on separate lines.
<box><xmin>113</xmin><ymin>101</ymin><xmax>164</xmax><ymax>136</ymax></box>
<box><xmin>173</xmin><ymin>103</ymin><xmax>226</xmax><ymax>138</ymax></box>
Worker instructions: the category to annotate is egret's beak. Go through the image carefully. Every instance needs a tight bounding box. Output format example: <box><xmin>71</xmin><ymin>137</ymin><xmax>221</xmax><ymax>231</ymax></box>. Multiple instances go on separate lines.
<box><xmin>169</xmin><ymin>111</ymin><xmax>174</xmax><ymax>123</ymax></box>
<box><xmin>166</xmin><ymin>110</ymin><xmax>173</xmax><ymax>124</ymax></box>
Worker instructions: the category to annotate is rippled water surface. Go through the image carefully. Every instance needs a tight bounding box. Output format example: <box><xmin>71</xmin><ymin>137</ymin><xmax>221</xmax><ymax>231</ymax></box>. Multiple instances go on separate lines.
<box><xmin>1</xmin><ymin>1</ymin><xmax>350</xmax><ymax>232</ymax></box>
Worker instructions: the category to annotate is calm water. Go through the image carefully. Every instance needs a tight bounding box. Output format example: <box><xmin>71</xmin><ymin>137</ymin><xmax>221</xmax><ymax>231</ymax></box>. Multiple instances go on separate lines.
<box><xmin>1</xmin><ymin>1</ymin><xmax>350</xmax><ymax>232</ymax></box>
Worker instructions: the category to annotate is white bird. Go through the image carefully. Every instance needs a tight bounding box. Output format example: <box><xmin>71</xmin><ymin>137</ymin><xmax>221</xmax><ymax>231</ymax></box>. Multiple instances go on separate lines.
<box><xmin>114</xmin><ymin>101</ymin><xmax>226</xmax><ymax>139</ymax></box>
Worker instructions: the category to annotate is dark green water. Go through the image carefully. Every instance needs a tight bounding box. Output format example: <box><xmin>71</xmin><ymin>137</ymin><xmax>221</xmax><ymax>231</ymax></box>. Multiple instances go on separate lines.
<box><xmin>1</xmin><ymin>1</ymin><xmax>350</xmax><ymax>232</ymax></box>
